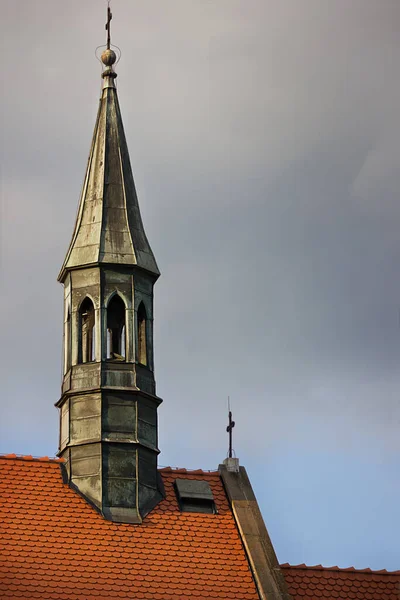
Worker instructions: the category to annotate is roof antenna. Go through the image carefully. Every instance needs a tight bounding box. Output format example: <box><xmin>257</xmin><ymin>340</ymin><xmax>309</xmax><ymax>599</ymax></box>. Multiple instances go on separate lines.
<box><xmin>224</xmin><ymin>397</ymin><xmax>240</xmax><ymax>473</ymax></box>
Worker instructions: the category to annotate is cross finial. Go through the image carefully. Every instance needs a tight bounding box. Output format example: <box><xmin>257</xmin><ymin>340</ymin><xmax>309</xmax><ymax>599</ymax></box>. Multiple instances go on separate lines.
<box><xmin>101</xmin><ymin>2</ymin><xmax>117</xmax><ymax>80</ymax></box>
<box><xmin>226</xmin><ymin>397</ymin><xmax>235</xmax><ymax>459</ymax></box>
<box><xmin>105</xmin><ymin>3</ymin><xmax>112</xmax><ymax>50</ymax></box>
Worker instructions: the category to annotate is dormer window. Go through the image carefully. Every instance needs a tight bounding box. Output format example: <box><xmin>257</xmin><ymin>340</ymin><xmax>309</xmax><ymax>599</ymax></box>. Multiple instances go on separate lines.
<box><xmin>107</xmin><ymin>295</ymin><xmax>126</xmax><ymax>361</ymax></box>
<box><xmin>79</xmin><ymin>297</ymin><xmax>95</xmax><ymax>363</ymax></box>
<box><xmin>174</xmin><ymin>479</ymin><xmax>216</xmax><ymax>514</ymax></box>
<box><xmin>137</xmin><ymin>302</ymin><xmax>147</xmax><ymax>366</ymax></box>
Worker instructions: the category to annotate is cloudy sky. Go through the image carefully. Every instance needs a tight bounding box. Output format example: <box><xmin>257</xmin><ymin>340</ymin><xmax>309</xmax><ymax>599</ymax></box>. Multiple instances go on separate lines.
<box><xmin>1</xmin><ymin>0</ymin><xmax>399</xmax><ymax>571</ymax></box>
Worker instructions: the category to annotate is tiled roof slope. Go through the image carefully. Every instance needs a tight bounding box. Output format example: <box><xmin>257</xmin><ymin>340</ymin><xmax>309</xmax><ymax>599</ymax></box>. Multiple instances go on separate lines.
<box><xmin>0</xmin><ymin>456</ymin><xmax>259</xmax><ymax>600</ymax></box>
<box><xmin>281</xmin><ymin>563</ymin><xmax>400</xmax><ymax>600</ymax></box>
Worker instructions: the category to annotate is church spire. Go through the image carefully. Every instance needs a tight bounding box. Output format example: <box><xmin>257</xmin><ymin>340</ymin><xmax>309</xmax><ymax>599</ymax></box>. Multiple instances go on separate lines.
<box><xmin>59</xmin><ymin>10</ymin><xmax>159</xmax><ymax>283</ymax></box>
<box><xmin>56</xmin><ymin>7</ymin><xmax>163</xmax><ymax>524</ymax></box>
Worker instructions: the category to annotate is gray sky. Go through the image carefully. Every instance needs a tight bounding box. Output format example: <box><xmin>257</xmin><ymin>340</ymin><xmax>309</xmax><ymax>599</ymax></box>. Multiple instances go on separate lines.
<box><xmin>1</xmin><ymin>0</ymin><xmax>399</xmax><ymax>570</ymax></box>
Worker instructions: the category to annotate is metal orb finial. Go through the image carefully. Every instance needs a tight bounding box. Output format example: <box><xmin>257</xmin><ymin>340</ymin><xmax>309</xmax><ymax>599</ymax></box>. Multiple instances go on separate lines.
<box><xmin>101</xmin><ymin>48</ymin><xmax>117</xmax><ymax>67</ymax></box>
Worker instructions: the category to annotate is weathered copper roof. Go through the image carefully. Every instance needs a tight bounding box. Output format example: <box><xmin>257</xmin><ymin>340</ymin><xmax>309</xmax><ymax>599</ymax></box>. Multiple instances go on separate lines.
<box><xmin>59</xmin><ymin>69</ymin><xmax>159</xmax><ymax>281</ymax></box>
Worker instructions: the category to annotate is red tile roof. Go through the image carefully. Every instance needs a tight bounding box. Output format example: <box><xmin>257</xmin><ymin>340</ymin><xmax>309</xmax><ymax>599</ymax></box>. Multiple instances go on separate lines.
<box><xmin>0</xmin><ymin>455</ymin><xmax>259</xmax><ymax>600</ymax></box>
<box><xmin>281</xmin><ymin>563</ymin><xmax>400</xmax><ymax>600</ymax></box>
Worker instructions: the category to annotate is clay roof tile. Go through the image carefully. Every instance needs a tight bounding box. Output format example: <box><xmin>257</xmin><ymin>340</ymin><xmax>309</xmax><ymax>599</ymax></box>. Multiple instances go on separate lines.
<box><xmin>0</xmin><ymin>456</ymin><xmax>259</xmax><ymax>600</ymax></box>
<box><xmin>281</xmin><ymin>563</ymin><xmax>400</xmax><ymax>600</ymax></box>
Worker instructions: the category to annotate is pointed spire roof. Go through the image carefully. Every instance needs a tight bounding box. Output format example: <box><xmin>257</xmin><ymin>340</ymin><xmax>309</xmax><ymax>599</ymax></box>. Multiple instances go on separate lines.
<box><xmin>59</xmin><ymin>40</ymin><xmax>159</xmax><ymax>281</ymax></box>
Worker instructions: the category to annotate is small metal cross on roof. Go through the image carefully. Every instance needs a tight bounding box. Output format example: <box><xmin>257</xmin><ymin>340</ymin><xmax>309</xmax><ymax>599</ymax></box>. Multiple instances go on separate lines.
<box><xmin>226</xmin><ymin>398</ymin><xmax>235</xmax><ymax>459</ymax></box>
<box><xmin>105</xmin><ymin>3</ymin><xmax>112</xmax><ymax>50</ymax></box>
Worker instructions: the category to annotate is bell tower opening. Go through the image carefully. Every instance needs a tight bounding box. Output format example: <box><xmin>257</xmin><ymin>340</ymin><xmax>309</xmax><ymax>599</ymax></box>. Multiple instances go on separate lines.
<box><xmin>65</xmin><ymin>306</ymin><xmax>72</xmax><ymax>372</ymax></box>
<box><xmin>79</xmin><ymin>297</ymin><xmax>95</xmax><ymax>363</ymax></box>
<box><xmin>137</xmin><ymin>302</ymin><xmax>147</xmax><ymax>366</ymax></box>
<box><xmin>107</xmin><ymin>294</ymin><xmax>126</xmax><ymax>360</ymax></box>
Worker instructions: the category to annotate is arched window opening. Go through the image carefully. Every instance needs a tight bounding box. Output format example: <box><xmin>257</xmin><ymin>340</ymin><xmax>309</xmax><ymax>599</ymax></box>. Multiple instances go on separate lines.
<box><xmin>121</xmin><ymin>325</ymin><xmax>126</xmax><ymax>357</ymax></box>
<box><xmin>107</xmin><ymin>295</ymin><xmax>126</xmax><ymax>361</ymax></box>
<box><xmin>137</xmin><ymin>302</ymin><xmax>147</xmax><ymax>366</ymax></box>
<box><xmin>79</xmin><ymin>297</ymin><xmax>95</xmax><ymax>364</ymax></box>
<box><xmin>65</xmin><ymin>307</ymin><xmax>72</xmax><ymax>372</ymax></box>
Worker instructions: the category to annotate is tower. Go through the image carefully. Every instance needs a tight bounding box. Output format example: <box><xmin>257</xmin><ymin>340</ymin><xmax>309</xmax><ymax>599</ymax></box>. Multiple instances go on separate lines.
<box><xmin>56</xmin><ymin>23</ymin><xmax>163</xmax><ymax>523</ymax></box>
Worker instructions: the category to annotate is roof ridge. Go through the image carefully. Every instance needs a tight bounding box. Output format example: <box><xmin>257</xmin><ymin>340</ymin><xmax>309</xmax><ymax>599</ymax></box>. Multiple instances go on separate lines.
<box><xmin>0</xmin><ymin>453</ymin><xmax>65</xmax><ymax>463</ymax></box>
<box><xmin>0</xmin><ymin>456</ymin><xmax>220</xmax><ymax>473</ymax></box>
<box><xmin>280</xmin><ymin>563</ymin><xmax>400</xmax><ymax>575</ymax></box>
<box><xmin>158</xmin><ymin>466</ymin><xmax>220</xmax><ymax>475</ymax></box>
